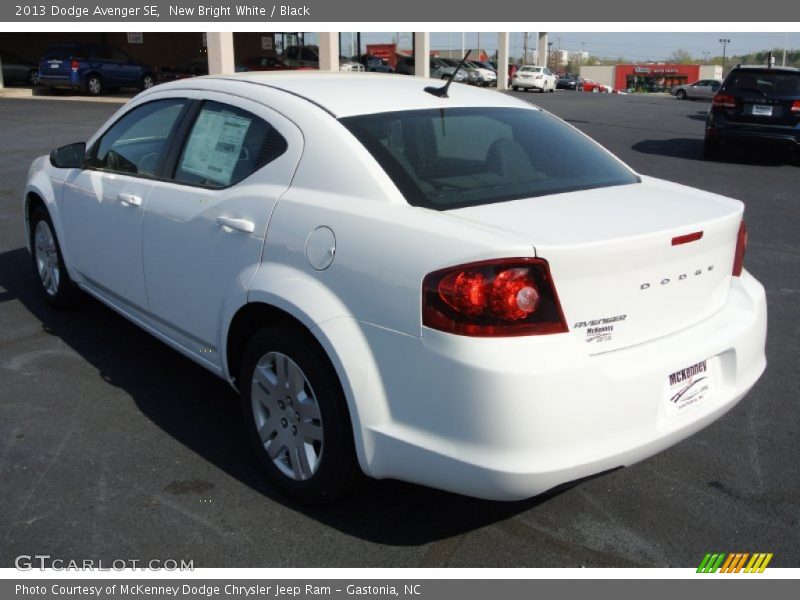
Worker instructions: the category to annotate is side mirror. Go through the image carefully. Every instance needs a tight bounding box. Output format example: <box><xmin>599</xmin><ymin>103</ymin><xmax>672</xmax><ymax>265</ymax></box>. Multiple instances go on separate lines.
<box><xmin>49</xmin><ymin>142</ymin><xmax>86</xmax><ymax>169</ymax></box>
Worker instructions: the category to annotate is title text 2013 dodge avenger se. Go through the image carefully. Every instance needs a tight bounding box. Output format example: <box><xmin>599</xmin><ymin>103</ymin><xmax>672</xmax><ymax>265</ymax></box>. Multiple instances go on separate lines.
<box><xmin>24</xmin><ymin>73</ymin><xmax>767</xmax><ymax>503</ymax></box>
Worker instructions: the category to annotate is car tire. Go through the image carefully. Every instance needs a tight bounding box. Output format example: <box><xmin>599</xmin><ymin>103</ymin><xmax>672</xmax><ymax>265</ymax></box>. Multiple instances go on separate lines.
<box><xmin>30</xmin><ymin>206</ymin><xmax>80</xmax><ymax>308</ymax></box>
<box><xmin>85</xmin><ymin>74</ymin><xmax>103</xmax><ymax>96</ymax></box>
<box><xmin>240</xmin><ymin>322</ymin><xmax>362</xmax><ymax>505</ymax></box>
<box><xmin>677</xmin><ymin>89</ymin><xmax>687</xmax><ymax>100</ymax></box>
<box><xmin>29</xmin><ymin>69</ymin><xmax>40</xmax><ymax>86</ymax></box>
<box><xmin>592</xmin><ymin>87</ymin><xmax>599</xmax><ymax>93</ymax></box>
<box><xmin>702</xmin><ymin>137</ymin><xmax>720</xmax><ymax>160</ymax></box>
<box><xmin>139</xmin><ymin>73</ymin><xmax>155</xmax><ymax>91</ymax></box>
<box><xmin>512</xmin><ymin>85</ymin><xmax>518</xmax><ymax>91</ymax></box>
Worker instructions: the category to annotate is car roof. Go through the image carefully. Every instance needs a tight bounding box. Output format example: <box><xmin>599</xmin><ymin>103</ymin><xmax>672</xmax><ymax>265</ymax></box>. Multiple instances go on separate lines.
<box><xmin>732</xmin><ymin>65</ymin><xmax>800</xmax><ymax>72</ymax></box>
<box><xmin>161</xmin><ymin>72</ymin><xmax>536</xmax><ymax>118</ymax></box>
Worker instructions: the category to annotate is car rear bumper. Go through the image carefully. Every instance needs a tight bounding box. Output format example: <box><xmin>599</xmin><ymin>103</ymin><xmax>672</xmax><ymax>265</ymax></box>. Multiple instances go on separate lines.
<box><xmin>513</xmin><ymin>80</ymin><xmax>545</xmax><ymax>90</ymax></box>
<box><xmin>707</xmin><ymin>120</ymin><xmax>800</xmax><ymax>149</ymax></box>
<box><xmin>39</xmin><ymin>73</ymin><xmax>81</xmax><ymax>90</ymax></box>
<box><xmin>334</xmin><ymin>271</ymin><xmax>767</xmax><ymax>501</ymax></box>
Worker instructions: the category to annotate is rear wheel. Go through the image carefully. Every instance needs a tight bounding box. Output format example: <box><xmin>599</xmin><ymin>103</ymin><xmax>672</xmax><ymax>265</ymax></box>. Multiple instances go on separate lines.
<box><xmin>512</xmin><ymin>85</ymin><xmax>519</xmax><ymax>91</ymax></box>
<box><xmin>85</xmin><ymin>74</ymin><xmax>102</xmax><ymax>96</ymax></box>
<box><xmin>30</xmin><ymin>206</ymin><xmax>79</xmax><ymax>307</ymax></box>
<box><xmin>139</xmin><ymin>73</ymin><xmax>155</xmax><ymax>91</ymax></box>
<box><xmin>29</xmin><ymin>69</ymin><xmax>40</xmax><ymax>86</ymax></box>
<box><xmin>240</xmin><ymin>322</ymin><xmax>361</xmax><ymax>504</ymax></box>
<box><xmin>702</xmin><ymin>137</ymin><xmax>720</xmax><ymax>160</ymax></box>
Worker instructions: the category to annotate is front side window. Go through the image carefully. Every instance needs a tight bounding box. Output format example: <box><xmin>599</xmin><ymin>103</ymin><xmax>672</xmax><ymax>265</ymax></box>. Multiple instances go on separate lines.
<box><xmin>90</xmin><ymin>99</ymin><xmax>187</xmax><ymax>177</ymax></box>
<box><xmin>174</xmin><ymin>101</ymin><xmax>288</xmax><ymax>188</ymax></box>
<box><xmin>341</xmin><ymin>107</ymin><xmax>639</xmax><ymax>210</ymax></box>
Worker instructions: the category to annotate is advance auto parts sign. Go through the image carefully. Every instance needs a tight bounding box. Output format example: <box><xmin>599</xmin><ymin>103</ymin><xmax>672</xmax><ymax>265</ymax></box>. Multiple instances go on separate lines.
<box><xmin>665</xmin><ymin>359</ymin><xmax>711</xmax><ymax>417</ymax></box>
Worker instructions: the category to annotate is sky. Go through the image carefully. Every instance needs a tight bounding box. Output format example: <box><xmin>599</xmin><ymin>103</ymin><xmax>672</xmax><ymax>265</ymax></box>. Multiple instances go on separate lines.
<box><xmin>340</xmin><ymin>32</ymin><xmax>796</xmax><ymax>61</ymax></box>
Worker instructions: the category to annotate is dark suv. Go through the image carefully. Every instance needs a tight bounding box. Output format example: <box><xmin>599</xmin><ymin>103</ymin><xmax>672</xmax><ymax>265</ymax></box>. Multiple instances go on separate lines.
<box><xmin>39</xmin><ymin>43</ymin><xmax>156</xmax><ymax>95</ymax></box>
<box><xmin>704</xmin><ymin>65</ymin><xmax>800</xmax><ymax>160</ymax></box>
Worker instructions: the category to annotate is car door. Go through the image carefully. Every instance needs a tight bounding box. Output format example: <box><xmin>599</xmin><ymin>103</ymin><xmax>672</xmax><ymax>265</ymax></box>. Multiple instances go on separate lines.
<box><xmin>141</xmin><ymin>92</ymin><xmax>303</xmax><ymax>366</ymax></box>
<box><xmin>110</xmin><ymin>47</ymin><xmax>140</xmax><ymax>87</ymax></box>
<box><xmin>89</xmin><ymin>45</ymin><xmax>117</xmax><ymax>86</ymax></box>
<box><xmin>59</xmin><ymin>95</ymin><xmax>192</xmax><ymax>310</ymax></box>
<box><xmin>689</xmin><ymin>80</ymin><xmax>706</xmax><ymax>99</ymax></box>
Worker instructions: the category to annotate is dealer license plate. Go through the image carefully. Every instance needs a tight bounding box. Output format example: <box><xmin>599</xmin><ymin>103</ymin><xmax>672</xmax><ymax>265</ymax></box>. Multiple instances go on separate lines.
<box><xmin>664</xmin><ymin>358</ymin><xmax>713</xmax><ymax>417</ymax></box>
<box><xmin>752</xmin><ymin>104</ymin><xmax>773</xmax><ymax>116</ymax></box>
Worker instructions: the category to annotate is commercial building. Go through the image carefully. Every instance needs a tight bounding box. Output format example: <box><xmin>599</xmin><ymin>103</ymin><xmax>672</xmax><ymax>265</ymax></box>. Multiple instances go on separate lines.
<box><xmin>580</xmin><ymin>64</ymin><xmax>723</xmax><ymax>92</ymax></box>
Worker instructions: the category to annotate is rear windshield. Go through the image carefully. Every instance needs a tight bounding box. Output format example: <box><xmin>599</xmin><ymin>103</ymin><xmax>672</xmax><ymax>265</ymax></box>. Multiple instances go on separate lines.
<box><xmin>725</xmin><ymin>70</ymin><xmax>800</xmax><ymax>96</ymax></box>
<box><xmin>340</xmin><ymin>107</ymin><xmax>639</xmax><ymax>210</ymax></box>
<box><xmin>42</xmin><ymin>45</ymin><xmax>86</xmax><ymax>60</ymax></box>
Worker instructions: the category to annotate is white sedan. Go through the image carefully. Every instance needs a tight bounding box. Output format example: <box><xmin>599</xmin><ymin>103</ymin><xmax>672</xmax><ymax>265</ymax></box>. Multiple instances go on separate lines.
<box><xmin>512</xmin><ymin>65</ymin><xmax>557</xmax><ymax>92</ymax></box>
<box><xmin>24</xmin><ymin>72</ymin><xmax>766</xmax><ymax>503</ymax></box>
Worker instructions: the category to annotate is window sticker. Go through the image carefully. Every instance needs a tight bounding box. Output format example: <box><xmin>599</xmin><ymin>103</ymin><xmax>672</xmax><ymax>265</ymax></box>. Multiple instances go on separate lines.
<box><xmin>181</xmin><ymin>110</ymin><xmax>252</xmax><ymax>186</ymax></box>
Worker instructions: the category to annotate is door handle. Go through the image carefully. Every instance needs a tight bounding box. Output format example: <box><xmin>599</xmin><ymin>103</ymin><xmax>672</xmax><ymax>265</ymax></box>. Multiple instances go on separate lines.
<box><xmin>216</xmin><ymin>216</ymin><xmax>255</xmax><ymax>234</ymax></box>
<box><xmin>117</xmin><ymin>192</ymin><xmax>142</xmax><ymax>207</ymax></box>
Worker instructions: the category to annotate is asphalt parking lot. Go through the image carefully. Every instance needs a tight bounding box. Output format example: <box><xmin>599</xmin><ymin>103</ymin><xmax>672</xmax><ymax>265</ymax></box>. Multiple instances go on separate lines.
<box><xmin>0</xmin><ymin>90</ymin><xmax>798</xmax><ymax>568</ymax></box>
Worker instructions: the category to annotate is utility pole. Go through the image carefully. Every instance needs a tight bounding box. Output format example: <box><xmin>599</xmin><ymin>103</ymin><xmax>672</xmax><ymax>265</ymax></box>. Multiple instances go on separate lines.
<box><xmin>523</xmin><ymin>32</ymin><xmax>528</xmax><ymax>65</ymax></box>
<box><xmin>783</xmin><ymin>33</ymin><xmax>788</xmax><ymax>66</ymax></box>
<box><xmin>719</xmin><ymin>38</ymin><xmax>731</xmax><ymax>73</ymax></box>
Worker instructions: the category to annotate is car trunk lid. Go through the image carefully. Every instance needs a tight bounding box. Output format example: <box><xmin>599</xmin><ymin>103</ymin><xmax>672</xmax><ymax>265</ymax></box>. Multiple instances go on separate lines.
<box><xmin>445</xmin><ymin>176</ymin><xmax>744</xmax><ymax>353</ymax></box>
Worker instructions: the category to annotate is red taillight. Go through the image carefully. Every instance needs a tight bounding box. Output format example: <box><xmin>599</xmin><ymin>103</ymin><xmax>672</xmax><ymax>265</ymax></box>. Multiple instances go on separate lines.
<box><xmin>791</xmin><ymin>100</ymin><xmax>800</xmax><ymax>113</ymax></box>
<box><xmin>70</xmin><ymin>59</ymin><xmax>80</xmax><ymax>71</ymax></box>
<box><xmin>732</xmin><ymin>220</ymin><xmax>747</xmax><ymax>277</ymax></box>
<box><xmin>422</xmin><ymin>258</ymin><xmax>568</xmax><ymax>337</ymax></box>
<box><xmin>713</xmin><ymin>92</ymin><xmax>736</xmax><ymax>109</ymax></box>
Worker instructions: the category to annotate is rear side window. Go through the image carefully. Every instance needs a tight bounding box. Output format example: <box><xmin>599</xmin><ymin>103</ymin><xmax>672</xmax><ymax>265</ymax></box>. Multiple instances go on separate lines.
<box><xmin>174</xmin><ymin>101</ymin><xmax>288</xmax><ymax>188</ymax></box>
<box><xmin>90</xmin><ymin>99</ymin><xmax>187</xmax><ymax>177</ymax></box>
<box><xmin>341</xmin><ymin>107</ymin><xmax>639</xmax><ymax>210</ymax></box>
<box><xmin>726</xmin><ymin>70</ymin><xmax>800</xmax><ymax>96</ymax></box>
<box><xmin>110</xmin><ymin>47</ymin><xmax>132</xmax><ymax>63</ymax></box>
<box><xmin>91</xmin><ymin>45</ymin><xmax>113</xmax><ymax>61</ymax></box>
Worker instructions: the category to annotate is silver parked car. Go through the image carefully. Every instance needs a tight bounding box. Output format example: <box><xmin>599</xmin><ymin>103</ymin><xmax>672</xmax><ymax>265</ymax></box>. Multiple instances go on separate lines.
<box><xmin>671</xmin><ymin>79</ymin><xmax>723</xmax><ymax>100</ymax></box>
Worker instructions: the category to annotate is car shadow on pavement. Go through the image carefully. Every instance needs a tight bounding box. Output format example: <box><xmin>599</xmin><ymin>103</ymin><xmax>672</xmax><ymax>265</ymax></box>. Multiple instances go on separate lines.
<box><xmin>631</xmin><ymin>138</ymin><xmax>706</xmax><ymax>160</ymax></box>
<box><xmin>0</xmin><ymin>246</ymin><xmax>569</xmax><ymax>546</ymax></box>
<box><xmin>631</xmin><ymin>138</ymin><xmax>793</xmax><ymax>165</ymax></box>
<box><xmin>686</xmin><ymin>111</ymin><xmax>708</xmax><ymax>121</ymax></box>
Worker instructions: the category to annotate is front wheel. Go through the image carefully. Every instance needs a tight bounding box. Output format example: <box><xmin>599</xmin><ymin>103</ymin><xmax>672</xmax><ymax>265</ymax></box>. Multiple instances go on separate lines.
<box><xmin>30</xmin><ymin>206</ymin><xmax>80</xmax><ymax>307</ymax></box>
<box><xmin>592</xmin><ymin>87</ymin><xmax>599</xmax><ymax>93</ymax></box>
<box><xmin>676</xmin><ymin>89</ymin><xmax>687</xmax><ymax>100</ymax></box>
<box><xmin>240</xmin><ymin>323</ymin><xmax>362</xmax><ymax>504</ymax></box>
<box><xmin>29</xmin><ymin>69</ymin><xmax>40</xmax><ymax>86</ymax></box>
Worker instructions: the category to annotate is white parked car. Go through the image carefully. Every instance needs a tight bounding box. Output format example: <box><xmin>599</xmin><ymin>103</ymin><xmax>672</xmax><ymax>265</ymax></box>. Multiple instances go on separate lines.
<box><xmin>513</xmin><ymin>65</ymin><xmax>557</xmax><ymax>92</ymax></box>
<box><xmin>24</xmin><ymin>73</ymin><xmax>767</xmax><ymax>503</ymax></box>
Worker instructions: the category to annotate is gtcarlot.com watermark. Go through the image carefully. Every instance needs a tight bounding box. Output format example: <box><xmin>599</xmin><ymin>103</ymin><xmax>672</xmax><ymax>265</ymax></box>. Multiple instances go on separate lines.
<box><xmin>15</xmin><ymin>554</ymin><xmax>194</xmax><ymax>571</ymax></box>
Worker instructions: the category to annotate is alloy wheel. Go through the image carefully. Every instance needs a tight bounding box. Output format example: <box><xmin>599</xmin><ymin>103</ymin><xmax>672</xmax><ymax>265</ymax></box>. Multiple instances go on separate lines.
<box><xmin>250</xmin><ymin>351</ymin><xmax>324</xmax><ymax>481</ymax></box>
<box><xmin>34</xmin><ymin>220</ymin><xmax>60</xmax><ymax>296</ymax></box>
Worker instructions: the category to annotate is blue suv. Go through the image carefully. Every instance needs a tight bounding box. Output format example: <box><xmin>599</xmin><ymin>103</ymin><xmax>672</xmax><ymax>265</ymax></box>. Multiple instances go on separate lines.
<box><xmin>39</xmin><ymin>43</ymin><xmax>156</xmax><ymax>95</ymax></box>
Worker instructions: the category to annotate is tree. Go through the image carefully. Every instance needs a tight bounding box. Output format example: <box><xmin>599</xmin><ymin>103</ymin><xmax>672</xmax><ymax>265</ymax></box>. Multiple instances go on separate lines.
<box><xmin>667</xmin><ymin>49</ymin><xmax>695</xmax><ymax>64</ymax></box>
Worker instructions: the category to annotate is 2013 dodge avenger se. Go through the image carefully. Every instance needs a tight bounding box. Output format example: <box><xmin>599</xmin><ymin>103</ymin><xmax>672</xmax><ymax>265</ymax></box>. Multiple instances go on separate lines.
<box><xmin>23</xmin><ymin>72</ymin><xmax>767</xmax><ymax>503</ymax></box>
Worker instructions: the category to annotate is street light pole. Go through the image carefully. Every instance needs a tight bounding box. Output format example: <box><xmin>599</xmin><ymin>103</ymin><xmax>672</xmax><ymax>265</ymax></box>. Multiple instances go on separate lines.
<box><xmin>719</xmin><ymin>38</ymin><xmax>731</xmax><ymax>73</ymax></box>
